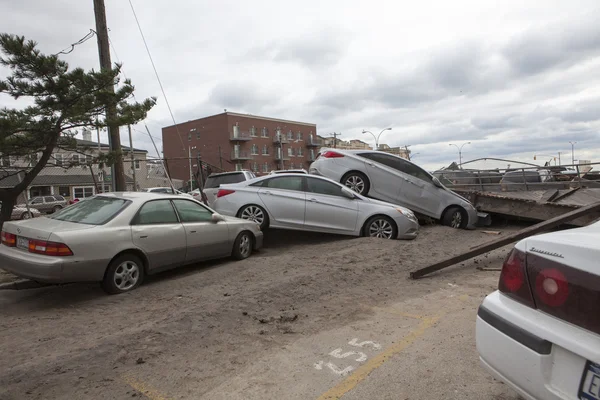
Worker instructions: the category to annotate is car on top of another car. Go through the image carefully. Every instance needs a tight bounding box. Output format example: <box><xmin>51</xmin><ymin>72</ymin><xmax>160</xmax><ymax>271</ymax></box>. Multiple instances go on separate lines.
<box><xmin>212</xmin><ymin>173</ymin><xmax>419</xmax><ymax>240</ymax></box>
<box><xmin>309</xmin><ymin>148</ymin><xmax>478</xmax><ymax>229</ymax></box>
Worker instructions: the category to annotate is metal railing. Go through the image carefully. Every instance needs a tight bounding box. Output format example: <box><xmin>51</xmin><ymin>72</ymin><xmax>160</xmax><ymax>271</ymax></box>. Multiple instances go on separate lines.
<box><xmin>433</xmin><ymin>161</ymin><xmax>600</xmax><ymax>192</ymax></box>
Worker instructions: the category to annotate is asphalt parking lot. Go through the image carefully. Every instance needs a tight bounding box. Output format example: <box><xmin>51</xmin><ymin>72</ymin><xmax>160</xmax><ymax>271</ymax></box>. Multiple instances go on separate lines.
<box><xmin>0</xmin><ymin>225</ymin><xmax>522</xmax><ymax>400</ymax></box>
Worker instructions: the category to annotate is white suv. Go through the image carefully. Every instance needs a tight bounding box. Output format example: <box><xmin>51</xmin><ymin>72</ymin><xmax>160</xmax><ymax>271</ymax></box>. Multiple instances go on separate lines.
<box><xmin>202</xmin><ymin>171</ymin><xmax>256</xmax><ymax>206</ymax></box>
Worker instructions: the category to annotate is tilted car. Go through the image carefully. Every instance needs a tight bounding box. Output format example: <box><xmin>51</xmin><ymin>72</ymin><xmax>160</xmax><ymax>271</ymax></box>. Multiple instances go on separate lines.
<box><xmin>19</xmin><ymin>195</ymin><xmax>67</xmax><ymax>214</ymax></box>
<box><xmin>309</xmin><ymin>149</ymin><xmax>478</xmax><ymax>229</ymax></box>
<box><xmin>0</xmin><ymin>192</ymin><xmax>263</xmax><ymax>294</ymax></box>
<box><xmin>476</xmin><ymin>223</ymin><xmax>600</xmax><ymax>400</ymax></box>
<box><xmin>213</xmin><ymin>173</ymin><xmax>419</xmax><ymax>240</ymax></box>
<box><xmin>0</xmin><ymin>201</ymin><xmax>41</xmax><ymax>220</ymax></box>
<box><xmin>202</xmin><ymin>170</ymin><xmax>256</xmax><ymax>207</ymax></box>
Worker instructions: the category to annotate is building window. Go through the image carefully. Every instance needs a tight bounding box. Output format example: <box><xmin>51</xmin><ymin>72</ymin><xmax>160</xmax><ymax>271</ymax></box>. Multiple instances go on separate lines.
<box><xmin>287</xmin><ymin>147</ymin><xmax>293</xmax><ymax>157</ymax></box>
<box><xmin>1</xmin><ymin>155</ymin><xmax>10</xmax><ymax>167</ymax></box>
<box><xmin>263</xmin><ymin>162</ymin><xmax>269</xmax><ymax>173</ymax></box>
<box><xmin>73</xmin><ymin>186</ymin><xmax>95</xmax><ymax>199</ymax></box>
<box><xmin>290</xmin><ymin>162</ymin><xmax>295</xmax><ymax>169</ymax></box>
<box><xmin>133</xmin><ymin>159</ymin><xmax>141</xmax><ymax>170</ymax></box>
<box><xmin>262</xmin><ymin>127</ymin><xmax>268</xmax><ymax>138</ymax></box>
<box><xmin>233</xmin><ymin>124</ymin><xmax>240</xmax><ymax>138</ymax></box>
<box><xmin>250</xmin><ymin>126</ymin><xmax>257</xmax><ymax>137</ymax></box>
<box><xmin>53</xmin><ymin>153</ymin><xmax>63</xmax><ymax>167</ymax></box>
<box><xmin>251</xmin><ymin>144</ymin><xmax>259</xmax><ymax>155</ymax></box>
<box><xmin>252</xmin><ymin>162</ymin><xmax>258</xmax><ymax>172</ymax></box>
<box><xmin>298</xmin><ymin>147</ymin><xmax>304</xmax><ymax>157</ymax></box>
<box><xmin>196</xmin><ymin>132</ymin><xmax>201</xmax><ymax>139</ymax></box>
<box><xmin>58</xmin><ymin>186</ymin><xmax>70</xmax><ymax>197</ymax></box>
<box><xmin>297</xmin><ymin>131</ymin><xmax>303</xmax><ymax>141</ymax></box>
<box><xmin>188</xmin><ymin>133</ymin><xmax>191</xmax><ymax>141</ymax></box>
<box><xmin>287</xmin><ymin>130</ymin><xmax>293</xmax><ymax>140</ymax></box>
<box><xmin>262</xmin><ymin>145</ymin><xmax>269</xmax><ymax>155</ymax></box>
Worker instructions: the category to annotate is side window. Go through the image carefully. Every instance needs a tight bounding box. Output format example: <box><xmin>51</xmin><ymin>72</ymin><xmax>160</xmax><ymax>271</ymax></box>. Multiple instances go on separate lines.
<box><xmin>44</xmin><ymin>196</ymin><xmax>55</xmax><ymax>203</ymax></box>
<box><xmin>172</xmin><ymin>200</ymin><xmax>213</xmax><ymax>223</ymax></box>
<box><xmin>396</xmin><ymin>159</ymin><xmax>433</xmax><ymax>182</ymax></box>
<box><xmin>306</xmin><ymin>178</ymin><xmax>344</xmax><ymax>197</ymax></box>
<box><xmin>134</xmin><ymin>200</ymin><xmax>179</xmax><ymax>225</ymax></box>
<box><xmin>31</xmin><ymin>197</ymin><xmax>43</xmax><ymax>205</ymax></box>
<box><xmin>264</xmin><ymin>176</ymin><xmax>304</xmax><ymax>191</ymax></box>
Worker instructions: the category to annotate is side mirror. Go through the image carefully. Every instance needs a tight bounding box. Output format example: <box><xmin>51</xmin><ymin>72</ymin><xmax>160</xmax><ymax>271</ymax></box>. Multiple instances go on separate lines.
<box><xmin>341</xmin><ymin>187</ymin><xmax>356</xmax><ymax>199</ymax></box>
<box><xmin>432</xmin><ymin>177</ymin><xmax>443</xmax><ymax>188</ymax></box>
<box><xmin>212</xmin><ymin>213</ymin><xmax>225</xmax><ymax>223</ymax></box>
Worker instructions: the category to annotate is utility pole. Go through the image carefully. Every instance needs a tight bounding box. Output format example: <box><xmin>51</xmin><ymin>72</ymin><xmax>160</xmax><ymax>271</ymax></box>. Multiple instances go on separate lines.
<box><xmin>128</xmin><ymin>125</ymin><xmax>137</xmax><ymax>191</ymax></box>
<box><xmin>188</xmin><ymin>146</ymin><xmax>194</xmax><ymax>192</ymax></box>
<box><xmin>196</xmin><ymin>152</ymin><xmax>208</xmax><ymax>205</ymax></box>
<box><xmin>96</xmin><ymin>119</ymin><xmax>103</xmax><ymax>192</ymax></box>
<box><xmin>93</xmin><ymin>0</ymin><xmax>125</xmax><ymax>191</ymax></box>
<box><xmin>330</xmin><ymin>132</ymin><xmax>342</xmax><ymax>148</ymax></box>
<box><xmin>569</xmin><ymin>141</ymin><xmax>577</xmax><ymax>166</ymax></box>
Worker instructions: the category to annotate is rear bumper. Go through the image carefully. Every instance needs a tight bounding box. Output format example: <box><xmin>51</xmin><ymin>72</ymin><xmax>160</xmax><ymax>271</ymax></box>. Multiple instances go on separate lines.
<box><xmin>0</xmin><ymin>245</ymin><xmax>107</xmax><ymax>283</ymax></box>
<box><xmin>476</xmin><ymin>291</ymin><xmax>600</xmax><ymax>400</ymax></box>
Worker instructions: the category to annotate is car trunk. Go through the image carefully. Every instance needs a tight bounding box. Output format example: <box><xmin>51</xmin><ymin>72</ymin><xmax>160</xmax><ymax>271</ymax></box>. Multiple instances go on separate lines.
<box><xmin>2</xmin><ymin>218</ymin><xmax>95</xmax><ymax>242</ymax></box>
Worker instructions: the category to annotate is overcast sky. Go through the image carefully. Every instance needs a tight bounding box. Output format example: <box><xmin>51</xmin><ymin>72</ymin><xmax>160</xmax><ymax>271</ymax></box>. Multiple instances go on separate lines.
<box><xmin>1</xmin><ymin>0</ymin><xmax>600</xmax><ymax>171</ymax></box>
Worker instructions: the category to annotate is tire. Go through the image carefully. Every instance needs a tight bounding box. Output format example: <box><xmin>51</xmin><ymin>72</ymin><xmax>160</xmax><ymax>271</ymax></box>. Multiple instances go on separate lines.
<box><xmin>102</xmin><ymin>254</ymin><xmax>145</xmax><ymax>294</ymax></box>
<box><xmin>342</xmin><ymin>172</ymin><xmax>370</xmax><ymax>196</ymax></box>
<box><xmin>232</xmin><ymin>231</ymin><xmax>254</xmax><ymax>260</ymax></box>
<box><xmin>238</xmin><ymin>205</ymin><xmax>269</xmax><ymax>230</ymax></box>
<box><xmin>21</xmin><ymin>212</ymin><xmax>32</xmax><ymax>220</ymax></box>
<box><xmin>363</xmin><ymin>215</ymin><xmax>398</xmax><ymax>240</ymax></box>
<box><xmin>442</xmin><ymin>206</ymin><xmax>468</xmax><ymax>229</ymax></box>
<box><xmin>52</xmin><ymin>205</ymin><xmax>62</xmax><ymax>213</ymax></box>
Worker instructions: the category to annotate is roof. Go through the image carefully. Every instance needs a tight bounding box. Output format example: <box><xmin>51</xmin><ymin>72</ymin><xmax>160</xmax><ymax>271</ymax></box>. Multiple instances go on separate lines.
<box><xmin>96</xmin><ymin>191</ymin><xmax>189</xmax><ymax>203</ymax></box>
<box><xmin>75</xmin><ymin>138</ymin><xmax>148</xmax><ymax>153</ymax></box>
<box><xmin>165</xmin><ymin>111</ymin><xmax>316</xmax><ymax>129</ymax></box>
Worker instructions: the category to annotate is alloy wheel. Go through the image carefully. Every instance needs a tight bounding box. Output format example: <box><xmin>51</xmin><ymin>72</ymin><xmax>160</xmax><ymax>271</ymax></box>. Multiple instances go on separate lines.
<box><xmin>345</xmin><ymin>176</ymin><xmax>365</xmax><ymax>194</ymax></box>
<box><xmin>241</xmin><ymin>206</ymin><xmax>264</xmax><ymax>225</ymax></box>
<box><xmin>239</xmin><ymin>234</ymin><xmax>251</xmax><ymax>257</ymax></box>
<box><xmin>451</xmin><ymin>212</ymin><xmax>462</xmax><ymax>229</ymax></box>
<box><xmin>113</xmin><ymin>261</ymin><xmax>140</xmax><ymax>291</ymax></box>
<box><xmin>22</xmin><ymin>212</ymin><xmax>31</xmax><ymax>219</ymax></box>
<box><xmin>369</xmin><ymin>219</ymin><xmax>394</xmax><ymax>239</ymax></box>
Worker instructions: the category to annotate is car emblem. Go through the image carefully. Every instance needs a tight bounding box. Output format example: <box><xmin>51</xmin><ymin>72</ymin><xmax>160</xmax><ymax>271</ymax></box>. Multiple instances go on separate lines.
<box><xmin>17</xmin><ymin>228</ymin><xmax>21</xmax><ymax>234</ymax></box>
<box><xmin>530</xmin><ymin>247</ymin><xmax>564</xmax><ymax>258</ymax></box>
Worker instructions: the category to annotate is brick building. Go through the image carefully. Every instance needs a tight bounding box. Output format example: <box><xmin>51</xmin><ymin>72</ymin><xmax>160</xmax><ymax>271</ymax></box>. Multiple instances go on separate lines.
<box><xmin>162</xmin><ymin>112</ymin><xmax>318</xmax><ymax>180</ymax></box>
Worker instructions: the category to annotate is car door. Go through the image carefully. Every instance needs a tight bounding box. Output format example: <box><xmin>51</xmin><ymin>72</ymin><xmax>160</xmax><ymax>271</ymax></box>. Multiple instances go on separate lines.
<box><xmin>131</xmin><ymin>199</ymin><xmax>187</xmax><ymax>271</ymax></box>
<box><xmin>391</xmin><ymin>158</ymin><xmax>442</xmax><ymax>216</ymax></box>
<box><xmin>358</xmin><ymin>153</ymin><xmax>413</xmax><ymax>204</ymax></box>
<box><xmin>171</xmin><ymin>199</ymin><xmax>231</xmax><ymax>262</ymax></box>
<box><xmin>256</xmin><ymin>176</ymin><xmax>306</xmax><ymax>227</ymax></box>
<box><xmin>30</xmin><ymin>197</ymin><xmax>46</xmax><ymax>212</ymax></box>
<box><xmin>304</xmin><ymin>177</ymin><xmax>359</xmax><ymax>233</ymax></box>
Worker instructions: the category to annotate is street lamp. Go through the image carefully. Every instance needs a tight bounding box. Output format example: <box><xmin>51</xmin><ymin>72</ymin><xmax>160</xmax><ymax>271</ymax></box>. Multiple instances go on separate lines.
<box><xmin>449</xmin><ymin>142</ymin><xmax>471</xmax><ymax>167</ymax></box>
<box><xmin>362</xmin><ymin>128</ymin><xmax>392</xmax><ymax>150</ymax></box>
<box><xmin>569</xmin><ymin>141</ymin><xmax>577</xmax><ymax>166</ymax></box>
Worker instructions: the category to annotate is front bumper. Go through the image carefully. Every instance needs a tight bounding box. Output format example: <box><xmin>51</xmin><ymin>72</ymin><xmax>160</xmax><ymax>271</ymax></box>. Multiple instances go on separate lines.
<box><xmin>466</xmin><ymin>206</ymin><xmax>478</xmax><ymax>229</ymax></box>
<box><xmin>396</xmin><ymin>217</ymin><xmax>419</xmax><ymax>240</ymax></box>
<box><xmin>476</xmin><ymin>291</ymin><xmax>600</xmax><ymax>400</ymax></box>
<box><xmin>253</xmin><ymin>231</ymin><xmax>264</xmax><ymax>250</ymax></box>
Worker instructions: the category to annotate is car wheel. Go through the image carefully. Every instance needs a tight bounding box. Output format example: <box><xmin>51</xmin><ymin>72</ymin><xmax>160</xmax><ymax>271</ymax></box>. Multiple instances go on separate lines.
<box><xmin>238</xmin><ymin>205</ymin><xmax>269</xmax><ymax>230</ymax></box>
<box><xmin>21</xmin><ymin>212</ymin><xmax>32</xmax><ymax>220</ymax></box>
<box><xmin>232</xmin><ymin>231</ymin><xmax>253</xmax><ymax>260</ymax></box>
<box><xmin>52</xmin><ymin>205</ymin><xmax>62</xmax><ymax>213</ymax></box>
<box><xmin>342</xmin><ymin>172</ymin><xmax>370</xmax><ymax>195</ymax></box>
<box><xmin>102</xmin><ymin>254</ymin><xmax>145</xmax><ymax>294</ymax></box>
<box><xmin>443</xmin><ymin>206</ymin><xmax>467</xmax><ymax>229</ymax></box>
<box><xmin>364</xmin><ymin>215</ymin><xmax>397</xmax><ymax>239</ymax></box>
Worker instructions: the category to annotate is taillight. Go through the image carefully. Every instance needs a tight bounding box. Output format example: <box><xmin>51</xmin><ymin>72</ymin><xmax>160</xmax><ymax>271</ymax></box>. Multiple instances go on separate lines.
<box><xmin>321</xmin><ymin>151</ymin><xmax>344</xmax><ymax>158</ymax></box>
<box><xmin>217</xmin><ymin>189</ymin><xmax>235</xmax><ymax>198</ymax></box>
<box><xmin>28</xmin><ymin>240</ymin><xmax>73</xmax><ymax>256</ymax></box>
<box><xmin>498</xmin><ymin>248</ymin><xmax>535</xmax><ymax>307</ymax></box>
<box><xmin>1</xmin><ymin>231</ymin><xmax>16</xmax><ymax>247</ymax></box>
<box><xmin>534</xmin><ymin>268</ymin><xmax>569</xmax><ymax>307</ymax></box>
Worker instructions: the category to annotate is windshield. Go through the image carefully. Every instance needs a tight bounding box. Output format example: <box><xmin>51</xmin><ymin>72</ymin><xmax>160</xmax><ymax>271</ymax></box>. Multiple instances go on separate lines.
<box><xmin>50</xmin><ymin>197</ymin><xmax>130</xmax><ymax>225</ymax></box>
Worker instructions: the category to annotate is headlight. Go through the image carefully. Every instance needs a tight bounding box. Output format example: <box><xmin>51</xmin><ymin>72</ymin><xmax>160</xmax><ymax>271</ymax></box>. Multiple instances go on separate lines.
<box><xmin>396</xmin><ymin>208</ymin><xmax>415</xmax><ymax>219</ymax></box>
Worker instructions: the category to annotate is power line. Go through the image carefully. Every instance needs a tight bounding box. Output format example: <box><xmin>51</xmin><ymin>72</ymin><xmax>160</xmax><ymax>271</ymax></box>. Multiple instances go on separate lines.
<box><xmin>127</xmin><ymin>0</ymin><xmax>187</xmax><ymax>156</ymax></box>
<box><xmin>55</xmin><ymin>29</ymin><xmax>96</xmax><ymax>55</ymax></box>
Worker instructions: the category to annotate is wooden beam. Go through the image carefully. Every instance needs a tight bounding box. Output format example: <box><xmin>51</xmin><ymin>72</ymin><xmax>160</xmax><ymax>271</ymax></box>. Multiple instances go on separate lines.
<box><xmin>409</xmin><ymin>201</ymin><xmax>600</xmax><ymax>279</ymax></box>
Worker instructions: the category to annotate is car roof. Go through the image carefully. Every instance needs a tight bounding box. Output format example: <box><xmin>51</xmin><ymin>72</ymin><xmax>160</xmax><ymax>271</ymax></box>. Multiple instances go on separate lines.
<box><xmin>207</xmin><ymin>171</ymin><xmax>250</xmax><ymax>177</ymax></box>
<box><xmin>91</xmin><ymin>191</ymin><xmax>192</xmax><ymax>203</ymax></box>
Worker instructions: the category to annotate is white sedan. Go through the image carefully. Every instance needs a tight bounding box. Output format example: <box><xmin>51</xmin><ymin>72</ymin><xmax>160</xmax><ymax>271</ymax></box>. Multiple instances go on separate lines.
<box><xmin>212</xmin><ymin>173</ymin><xmax>419</xmax><ymax>240</ymax></box>
<box><xmin>476</xmin><ymin>222</ymin><xmax>600</xmax><ymax>400</ymax></box>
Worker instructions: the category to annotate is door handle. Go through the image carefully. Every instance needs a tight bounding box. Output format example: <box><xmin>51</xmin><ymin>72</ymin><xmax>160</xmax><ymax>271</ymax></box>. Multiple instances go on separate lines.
<box><xmin>309</xmin><ymin>198</ymin><xmax>318</xmax><ymax>202</ymax></box>
<box><xmin>263</xmin><ymin>191</ymin><xmax>272</xmax><ymax>195</ymax></box>
<box><xmin>140</xmin><ymin>235</ymin><xmax>148</xmax><ymax>239</ymax></box>
<box><xmin>190</xmin><ymin>230</ymin><xmax>197</xmax><ymax>233</ymax></box>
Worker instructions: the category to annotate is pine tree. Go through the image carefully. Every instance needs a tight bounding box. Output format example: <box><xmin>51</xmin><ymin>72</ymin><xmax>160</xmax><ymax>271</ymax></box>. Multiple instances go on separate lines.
<box><xmin>0</xmin><ymin>34</ymin><xmax>156</xmax><ymax>229</ymax></box>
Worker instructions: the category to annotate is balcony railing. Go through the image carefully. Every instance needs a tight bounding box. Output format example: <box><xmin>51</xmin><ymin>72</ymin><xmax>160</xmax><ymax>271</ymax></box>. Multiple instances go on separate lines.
<box><xmin>272</xmin><ymin>134</ymin><xmax>289</xmax><ymax>144</ymax></box>
<box><xmin>274</xmin><ymin>153</ymin><xmax>291</xmax><ymax>161</ymax></box>
<box><xmin>306</xmin><ymin>139</ymin><xmax>319</xmax><ymax>147</ymax></box>
<box><xmin>230</xmin><ymin>132</ymin><xmax>253</xmax><ymax>141</ymax></box>
<box><xmin>231</xmin><ymin>151</ymin><xmax>254</xmax><ymax>160</ymax></box>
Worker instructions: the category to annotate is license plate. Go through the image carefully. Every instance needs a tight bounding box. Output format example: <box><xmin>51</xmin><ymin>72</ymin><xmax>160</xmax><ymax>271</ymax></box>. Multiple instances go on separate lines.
<box><xmin>16</xmin><ymin>237</ymin><xmax>29</xmax><ymax>250</ymax></box>
<box><xmin>579</xmin><ymin>361</ymin><xmax>600</xmax><ymax>400</ymax></box>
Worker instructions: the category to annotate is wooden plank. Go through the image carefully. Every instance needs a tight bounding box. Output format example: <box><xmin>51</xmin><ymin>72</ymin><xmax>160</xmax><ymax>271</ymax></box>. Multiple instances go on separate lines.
<box><xmin>550</xmin><ymin>187</ymin><xmax>580</xmax><ymax>203</ymax></box>
<box><xmin>409</xmin><ymin>201</ymin><xmax>600</xmax><ymax>279</ymax></box>
<box><xmin>539</xmin><ymin>189</ymin><xmax>559</xmax><ymax>203</ymax></box>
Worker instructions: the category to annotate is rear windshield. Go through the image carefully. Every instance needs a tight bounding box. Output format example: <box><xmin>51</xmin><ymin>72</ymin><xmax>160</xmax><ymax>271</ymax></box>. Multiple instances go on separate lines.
<box><xmin>205</xmin><ymin>173</ymin><xmax>245</xmax><ymax>189</ymax></box>
<box><xmin>50</xmin><ymin>197</ymin><xmax>130</xmax><ymax>225</ymax></box>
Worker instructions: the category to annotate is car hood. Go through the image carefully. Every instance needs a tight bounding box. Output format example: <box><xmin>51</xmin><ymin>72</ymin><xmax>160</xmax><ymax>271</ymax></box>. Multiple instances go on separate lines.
<box><xmin>3</xmin><ymin>217</ymin><xmax>95</xmax><ymax>241</ymax></box>
<box><xmin>362</xmin><ymin>197</ymin><xmax>412</xmax><ymax>212</ymax></box>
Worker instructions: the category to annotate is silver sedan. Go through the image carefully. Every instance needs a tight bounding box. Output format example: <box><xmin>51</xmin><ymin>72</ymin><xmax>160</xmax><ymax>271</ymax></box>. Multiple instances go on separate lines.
<box><xmin>0</xmin><ymin>202</ymin><xmax>42</xmax><ymax>220</ymax></box>
<box><xmin>213</xmin><ymin>174</ymin><xmax>419</xmax><ymax>240</ymax></box>
<box><xmin>0</xmin><ymin>192</ymin><xmax>263</xmax><ymax>294</ymax></box>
